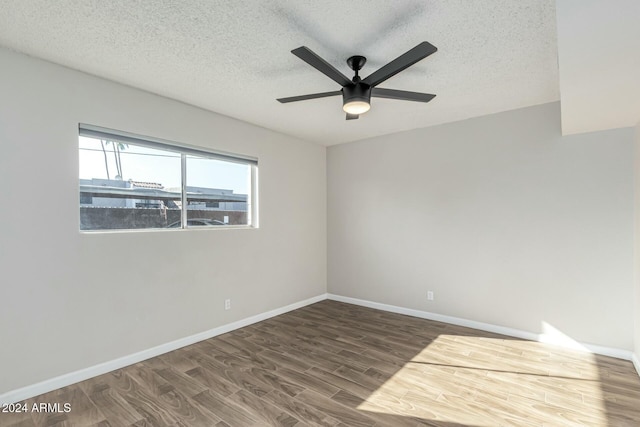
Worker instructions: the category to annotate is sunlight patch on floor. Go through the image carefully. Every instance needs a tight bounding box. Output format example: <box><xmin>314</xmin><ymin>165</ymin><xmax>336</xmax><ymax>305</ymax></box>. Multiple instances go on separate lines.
<box><xmin>539</xmin><ymin>321</ymin><xmax>590</xmax><ymax>352</ymax></box>
<box><xmin>357</xmin><ymin>333</ymin><xmax>608</xmax><ymax>426</ymax></box>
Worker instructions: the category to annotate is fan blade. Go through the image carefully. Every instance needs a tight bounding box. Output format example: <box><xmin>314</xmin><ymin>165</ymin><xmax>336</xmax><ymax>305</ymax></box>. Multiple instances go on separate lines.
<box><xmin>292</xmin><ymin>46</ymin><xmax>352</xmax><ymax>87</ymax></box>
<box><xmin>346</xmin><ymin>113</ymin><xmax>359</xmax><ymax>120</ymax></box>
<box><xmin>372</xmin><ymin>88</ymin><xmax>436</xmax><ymax>103</ymax></box>
<box><xmin>277</xmin><ymin>91</ymin><xmax>342</xmax><ymax>103</ymax></box>
<box><xmin>362</xmin><ymin>42</ymin><xmax>437</xmax><ymax>87</ymax></box>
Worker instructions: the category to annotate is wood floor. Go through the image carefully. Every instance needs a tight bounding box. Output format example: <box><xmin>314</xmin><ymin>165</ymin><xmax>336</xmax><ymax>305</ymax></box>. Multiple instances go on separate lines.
<box><xmin>2</xmin><ymin>300</ymin><xmax>640</xmax><ymax>427</ymax></box>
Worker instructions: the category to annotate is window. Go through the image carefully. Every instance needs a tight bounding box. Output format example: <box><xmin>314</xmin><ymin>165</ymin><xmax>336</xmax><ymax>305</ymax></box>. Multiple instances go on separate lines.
<box><xmin>79</xmin><ymin>125</ymin><xmax>257</xmax><ymax>231</ymax></box>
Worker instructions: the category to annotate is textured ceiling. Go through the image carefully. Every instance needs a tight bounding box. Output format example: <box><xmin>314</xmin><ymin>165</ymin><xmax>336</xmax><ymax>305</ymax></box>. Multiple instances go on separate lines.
<box><xmin>0</xmin><ymin>0</ymin><xmax>559</xmax><ymax>145</ymax></box>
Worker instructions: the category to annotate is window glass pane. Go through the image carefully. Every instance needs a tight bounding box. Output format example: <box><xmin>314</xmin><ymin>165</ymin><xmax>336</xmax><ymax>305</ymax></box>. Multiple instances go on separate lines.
<box><xmin>79</xmin><ymin>136</ymin><xmax>181</xmax><ymax>230</ymax></box>
<box><xmin>186</xmin><ymin>155</ymin><xmax>250</xmax><ymax>226</ymax></box>
<box><xmin>79</xmin><ymin>126</ymin><xmax>256</xmax><ymax>232</ymax></box>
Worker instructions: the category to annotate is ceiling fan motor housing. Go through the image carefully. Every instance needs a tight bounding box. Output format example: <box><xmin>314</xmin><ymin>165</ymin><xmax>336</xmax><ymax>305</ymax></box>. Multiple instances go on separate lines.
<box><xmin>342</xmin><ymin>83</ymin><xmax>371</xmax><ymax>107</ymax></box>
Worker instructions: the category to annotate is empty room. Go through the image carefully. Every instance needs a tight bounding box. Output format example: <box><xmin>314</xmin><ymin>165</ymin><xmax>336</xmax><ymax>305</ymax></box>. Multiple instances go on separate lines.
<box><xmin>1</xmin><ymin>1</ymin><xmax>640</xmax><ymax>426</ymax></box>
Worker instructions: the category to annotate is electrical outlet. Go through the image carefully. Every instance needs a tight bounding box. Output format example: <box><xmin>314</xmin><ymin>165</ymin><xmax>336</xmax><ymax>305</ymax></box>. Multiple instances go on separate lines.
<box><xmin>427</xmin><ymin>291</ymin><xmax>434</xmax><ymax>301</ymax></box>
<box><xmin>225</xmin><ymin>299</ymin><xmax>231</xmax><ymax>310</ymax></box>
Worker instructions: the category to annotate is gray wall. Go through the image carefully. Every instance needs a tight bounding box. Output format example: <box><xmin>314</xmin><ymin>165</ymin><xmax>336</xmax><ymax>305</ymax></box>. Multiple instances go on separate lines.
<box><xmin>0</xmin><ymin>47</ymin><xmax>326</xmax><ymax>394</ymax></box>
<box><xmin>328</xmin><ymin>102</ymin><xmax>634</xmax><ymax>350</ymax></box>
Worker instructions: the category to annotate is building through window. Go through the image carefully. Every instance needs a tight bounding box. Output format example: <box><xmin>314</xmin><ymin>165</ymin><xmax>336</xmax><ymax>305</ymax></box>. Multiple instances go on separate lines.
<box><xmin>78</xmin><ymin>125</ymin><xmax>257</xmax><ymax>231</ymax></box>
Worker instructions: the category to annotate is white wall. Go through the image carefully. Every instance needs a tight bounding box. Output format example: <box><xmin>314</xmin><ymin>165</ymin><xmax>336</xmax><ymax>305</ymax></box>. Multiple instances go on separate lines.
<box><xmin>635</xmin><ymin>120</ymin><xmax>640</xmax><ymax>363</ymax></box>
<box><xmin>0</xmin><ymin>47</ymin><xmax>326</xmax><ymax>394</ymax></box>
<box><xmin>556</xmin><ymin>0</ymin><xmax>640</xmax><ymax>135</ymax></box>
<box><xmin>328</xmin><ymin>102</ymin><xmax>634</xmax><ymax>350</ymax></box>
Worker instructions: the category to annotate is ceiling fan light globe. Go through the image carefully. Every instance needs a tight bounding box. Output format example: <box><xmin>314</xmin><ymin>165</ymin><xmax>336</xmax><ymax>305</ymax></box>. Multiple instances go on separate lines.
<box><xmin>343</xmin><ymin>101</ymin><xmax>370</xmax><ymax>115</ymax></box>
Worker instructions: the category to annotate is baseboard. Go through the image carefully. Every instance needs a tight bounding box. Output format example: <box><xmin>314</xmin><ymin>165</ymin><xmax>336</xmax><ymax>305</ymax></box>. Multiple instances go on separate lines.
<box><xmin>633</xmin><ymin>353</ymin><xmax>640</xmax><ymax>377</ymax></box>
<box><xmin>327</xmin><ymin>294</ymin><xmax>633</xmax><ymax>361</ymax></box>
<box><xmin>0</xmin><ymin>293</ymin><xmax>327</xmax><ymax>405</ymax></box>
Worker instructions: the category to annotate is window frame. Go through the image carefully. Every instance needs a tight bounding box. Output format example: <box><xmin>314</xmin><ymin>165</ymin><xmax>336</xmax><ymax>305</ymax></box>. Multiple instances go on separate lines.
<box><xmin>79</xmin><ymin>124</ymin><xmax>258</xmax><ymax>232</ymax></box>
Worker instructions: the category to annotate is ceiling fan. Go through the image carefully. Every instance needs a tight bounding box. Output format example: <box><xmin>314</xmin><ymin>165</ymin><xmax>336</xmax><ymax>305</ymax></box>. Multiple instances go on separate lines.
<box><xmin>277</xmin><ymin>41</ymin><xmax>437</xmax><ymax>120</ymax></box>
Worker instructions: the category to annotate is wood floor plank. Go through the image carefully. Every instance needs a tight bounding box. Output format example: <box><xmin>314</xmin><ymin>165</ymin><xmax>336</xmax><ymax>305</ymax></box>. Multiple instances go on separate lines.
<box><xmin>283</xmin><ymin>347</ymin><xmax>346</xmax><ymax>373</ymax></box>
<box><xmin>227</xmin><ymin>389</ymin><xmax>299</xmax><ymax>427</ymax></box>
<box><xmin>183</xmin><ymin>366</ymin><xmax>240</xmax><ymax>398</ymax></box>
<box><xmin>256</xmin><ymin>348</ymin><xmax>314</xmax><ymax>373</ymax></box>
<box><xmin>187</xmin><ymin>347</ymin><xmax>274</xmax><ymax>397</ymax></box>
<box><xmin>233</xmin><ymin>348</ymin><xmax>279</xmax><ymax>371</ymax></box>
<box><xmin>5</xmin><ymin>300</ymin><xmax>640</xmax><ymax>427</ymax></box>
<box><xmin>156</xmin><ymin>350</ymin><xmax>197</xmax><ymax>373</ymax></box>
<box><xmin>306</xmin><ymin>367</ymin><xmax>375</xmax><ymax>400</ymax></box>
<box><xmin>49</xmin><ymin>387</ymin><xmax>107</xmax><ymax>426</ymax></box>
<box><xmin>337</xmin><ymin>350</ymin><xmax>400</xmax><ymax>376</ymax></box>
<box><xmin>80</xmin><ymin>369</ymin><xmax>178</xmax><ymax>427</ymax></box>
<box><xmin>215</xmin><ymin>333</ymin><xmax>264</xmax><ymax>355</ymax></box>
<box><xmin>262</xmin><ymin>389</ymin><xmax>336</xmax><ymax>426</ymax></box>
<box><xmin>191</xmin><ymin>390</ymin><xmax>258</xmax><ymax>426</ymax></box>
<box><xmin>152</xmin><ymin>368</ymin><xmax>208</xmax><ymax>398</ymax></box>
<box><xmin>125</xmin><ymin>364</ymin><xmax>175</xmax><ymax>397</ymax></box>
<box><xmin>0</xmin><ymin>407</ymin><xmax>36</xmax><ymax>427</ymax></box>
<box><xmin>331</xmin><ymin>390</ymin><xmax>423</xmax><ymax>427</ymax></box>
<box><xmin>117</xmin><ymin>381</ymin><xmax>180</xmax><ymax>427</ymax></box>
<box><xmin>294</xmin><ymin>389</ymin><xmax>376</xmax><ymax>427</ymax></box>
<box><xmin>156</xmin><ymin>389</ymin><xmax>221</xmax><ymax>426</ymax></box>
<box><xmin>270</xmin><ymin>366</ymin><xmax>341</xmax><ymax>398</ymax></box>
<box><xmin>245</xmin><ymin>367</ymin><xmax>305</xmax><ymax>397</ymax></box>
<box><xmin>116</xmin><ymin>367</ymin><xmax>207</xmax><ymax>427</ymax></box>
<box><xmin>84</xmin><ymin>388</ymin><xmax>143</xmax><ymax>426</ymax></box>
